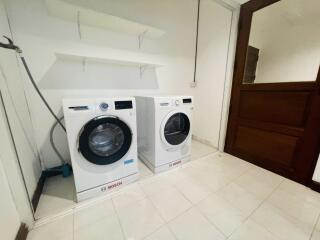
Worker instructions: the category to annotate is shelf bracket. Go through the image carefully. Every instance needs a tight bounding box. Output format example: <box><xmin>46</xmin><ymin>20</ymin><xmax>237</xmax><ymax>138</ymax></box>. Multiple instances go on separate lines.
<box><xmin>82</xmin><ymin>57</ymin><xmax>87</xmax><ymax>72</ymax></box>
<box><xmin>138</xmin><ymin>30</ymin><xmax>148</xmax><ymax>49</ymax></box>
<box><xmin>139</xmin><ymin>64</ymin><xmax>148</xmax><ymax>79</ymax></box>
<box><xmin>77</xmin><ymin>10</ymin><xmax>82</xmax><ymax>40</ymax></box>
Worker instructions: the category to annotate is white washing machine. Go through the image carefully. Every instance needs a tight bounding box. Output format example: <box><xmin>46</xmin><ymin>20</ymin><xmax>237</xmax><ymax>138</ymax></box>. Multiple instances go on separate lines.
<box><xmin>136</xmin><ymin>96</ymin><xmax>193</xmax><ymax>173</ymax></box>
<box><xmin>63</xmin><ymin>97</ymin><xmax>138</xmax><ymax>201</ymax></box>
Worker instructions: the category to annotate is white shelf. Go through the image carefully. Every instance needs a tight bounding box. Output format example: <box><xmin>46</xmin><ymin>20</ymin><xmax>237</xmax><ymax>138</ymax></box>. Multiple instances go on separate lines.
<box><xmin>37</xmin><ymin>52</ymin><xmax>162</xmax><ymax>89</ymax></box>
<box><xmin>45</xmin><ymin>0</ymin><xmax>165</xmax><ymax>39</ymax></box>
<box><xmin>55</xmin><ymin>53</ymin><xmax>164</xmax><ymax>68</ymax></box>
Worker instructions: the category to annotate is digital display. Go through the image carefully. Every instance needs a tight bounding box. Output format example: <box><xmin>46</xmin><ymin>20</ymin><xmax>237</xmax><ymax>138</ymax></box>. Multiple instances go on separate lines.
<box><xmin>115</xmin><ymin>101</ymin><xmax>133</xmax><ymax>110</ymax></box>
<box><xmin>183</xmin><ymin>98</ymin><xmax>192</xmax><ymax>103</ymax></box>
<box><xmin>69</xmin><ymin>106</ymin><xmax>89</xmax><ymax>111</ymax></box>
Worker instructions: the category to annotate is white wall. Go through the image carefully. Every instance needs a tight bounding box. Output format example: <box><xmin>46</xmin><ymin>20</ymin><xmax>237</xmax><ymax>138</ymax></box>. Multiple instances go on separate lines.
<box><xmin>0</xmin><ymin>92</ymin><xmax>34</xmax><ymax>226</ymax></box>
<box><xmin>193</xmin><ymin>0</ymin><xmax>233</xmax><ymax>147</ymax></box>
<box><xmin>0</xmin><ymin>157</ymin><xmax>21</xmax><ymax>240</ymax></box>
<box><xmin>5</xmin><ymin>0</ymin><xmax>198</xmax><ymax>168</ymax></box>
<box><xmin>249</xmin><ymin>0</ymin><xmax>320</xmax><ymax>83</ymax></box>
<box><xmin>0</xmin><ymin>0</ymin><xmax>40</xmax><ymax>216</ymax></box>
<box><xmin>4</xmin><ymin>0</ymin><xmax>237</xmax><ymax>169</ymax></box>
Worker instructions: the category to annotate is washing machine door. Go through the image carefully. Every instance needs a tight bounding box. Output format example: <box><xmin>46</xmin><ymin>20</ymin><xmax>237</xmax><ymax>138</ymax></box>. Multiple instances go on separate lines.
<box><xmin>161</xmin><ymin>111</ymin><xmax>190</xmax><ymax>148</ymax></box>
<box><xmin>78</xmin><ymin>116</ymin><xmax>132</xmax><ymax>165</ymax></box>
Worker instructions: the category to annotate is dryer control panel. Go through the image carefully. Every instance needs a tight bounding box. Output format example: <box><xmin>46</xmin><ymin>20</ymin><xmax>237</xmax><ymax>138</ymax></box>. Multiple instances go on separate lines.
<box><xmin>158</xmin><ymin>97</ymin><xmax>193</xmax><ymax>108</ymax></box>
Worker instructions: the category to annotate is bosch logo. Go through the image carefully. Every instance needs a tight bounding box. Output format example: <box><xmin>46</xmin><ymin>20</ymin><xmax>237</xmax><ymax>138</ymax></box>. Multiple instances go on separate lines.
<box><xmin>169</xmin><ymin>160</ymin><xmax>181</xmax><ymax>167</ymax></box>
<box><xmin>108</xmin><ymin>181</ymin><xmax>122</xmax><ymax>189</ymax></box>
<box><xmin>173</xmin><ymin>160</ymin><xmax>181</xmax><ymax>166</ymax></box>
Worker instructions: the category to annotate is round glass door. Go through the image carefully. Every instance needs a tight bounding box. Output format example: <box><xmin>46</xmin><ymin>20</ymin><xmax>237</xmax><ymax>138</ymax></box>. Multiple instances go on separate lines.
<box><xmin>164</xmin><ymin>112</ymin><xmax>190</xmax><ymax>146</ymax></box>
<box><xmin>79</xmin><ymin>117</ymin><xmax>132</xmax><ymax>165</ymax></box>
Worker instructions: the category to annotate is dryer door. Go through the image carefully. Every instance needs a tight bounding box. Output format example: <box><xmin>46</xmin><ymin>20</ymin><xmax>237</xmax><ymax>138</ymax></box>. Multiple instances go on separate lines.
<box><xmin>78</xmin><ymin>116</ymin><xmax>132</xmax><ymax>165</ymax></box>
<box><xmin>161</xmin><ymin>111</ymin><xmax>190</xmax><ymax>148</ymax></box>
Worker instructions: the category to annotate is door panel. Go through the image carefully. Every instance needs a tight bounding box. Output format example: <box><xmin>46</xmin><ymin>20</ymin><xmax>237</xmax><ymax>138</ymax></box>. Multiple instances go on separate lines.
<box><xmin>233</xmin><ymin>126</ymin><xmax>298</xmax><ymax>166</ymax></box>
<box><xmin>238</xmin><ymin>91</ymin><xmax>311</xmax><ymax>127</ymax></box>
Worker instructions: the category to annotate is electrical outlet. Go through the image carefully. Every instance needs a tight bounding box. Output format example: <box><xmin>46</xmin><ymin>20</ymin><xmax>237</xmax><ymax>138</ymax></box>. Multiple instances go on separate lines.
<box><xmin>190</xmin><ymin>82</ymin><xmax>197</xmax><ymax>88</ymax></box>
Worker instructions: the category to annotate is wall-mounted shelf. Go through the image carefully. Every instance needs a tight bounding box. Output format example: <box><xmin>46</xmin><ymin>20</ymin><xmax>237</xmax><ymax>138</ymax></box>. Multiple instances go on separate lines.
<box><xmin>55</xmin><ymin>53</ymin><xmax>164</xmax><ymax>68</ymax></box>
<box><xmin>45</xmin><ymin>0</ymin><xmax>165</xmax><ymax>39</ymax></box>
<box><xmin>37</xmin><ymin>52</ymin><xmax>162</xmax><ymax>90</ymax></box>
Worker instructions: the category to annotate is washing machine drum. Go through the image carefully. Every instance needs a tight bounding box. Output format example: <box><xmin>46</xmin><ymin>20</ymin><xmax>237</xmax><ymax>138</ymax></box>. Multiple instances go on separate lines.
<box><xmin>78</xmin><ymin>116</ymin><xmax>132</xmax><ymax>165</ymax></box>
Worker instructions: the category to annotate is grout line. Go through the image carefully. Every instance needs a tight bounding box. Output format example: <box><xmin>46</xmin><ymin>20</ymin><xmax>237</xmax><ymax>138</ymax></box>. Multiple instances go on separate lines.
<box><xmin>110</xmin><ymin>198</ymin><xmax>127</xmax><ymax>240</ymax></box>
<box><xmin>225</xmin><ymin>178</ymin><xmax>285</xmax><ymax>239</ymax></box>
<box><xmin>72</xmin><ymin>211</ymin><xmax>75</xmax><ymax>240</ymax></box>
<box><xmin>310</xmin><ymin>214</ymin><xmax>320</xmax><ymax>240</ymax></box>
<box><xmin>193</xmin><ymin>201</ymin><xmax>228</xmax><ymax>239</ymax></box>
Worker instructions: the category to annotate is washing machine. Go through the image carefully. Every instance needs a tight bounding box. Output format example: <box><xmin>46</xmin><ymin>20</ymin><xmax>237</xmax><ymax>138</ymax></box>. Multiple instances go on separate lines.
<box><xmin>136</xmin><ymin>96</ymin><xmax>193</xmax><ymax>173</ymax></box>
<box><xmin>63</xmin><ymin>97</ymin><xmax>138</xmax><ymax>201</ymax></box>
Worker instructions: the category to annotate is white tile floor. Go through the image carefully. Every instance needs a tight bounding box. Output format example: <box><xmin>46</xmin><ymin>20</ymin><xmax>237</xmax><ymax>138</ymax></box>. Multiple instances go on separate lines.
<box><xmin>34</xmin><ymin>140</ymin><xmax>215</xmax><ymax>219</ymax></box>
<box><xmin>29</xmin><ymin>141</ymin><xmax>320</xmax><ymax>240</ymax></box>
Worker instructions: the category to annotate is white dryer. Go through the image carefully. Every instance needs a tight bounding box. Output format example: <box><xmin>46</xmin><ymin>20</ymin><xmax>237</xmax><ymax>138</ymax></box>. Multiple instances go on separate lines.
<box><xmin>136</xmin><ymin>96</ymin><xmax>193</xmax><ymax>173</ymax></box>
<box><xmin>63</xmin><ymin>97</ymin><xmax>138</xmax><ymax>201</ymax></box>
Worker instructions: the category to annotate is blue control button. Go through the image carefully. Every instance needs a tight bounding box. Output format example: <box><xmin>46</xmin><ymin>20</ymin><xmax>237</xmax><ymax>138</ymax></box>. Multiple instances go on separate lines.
<box><xmin>100</xmin><ymin>102</ymin><xmax>109</xmax><ymax>111</ymax></box>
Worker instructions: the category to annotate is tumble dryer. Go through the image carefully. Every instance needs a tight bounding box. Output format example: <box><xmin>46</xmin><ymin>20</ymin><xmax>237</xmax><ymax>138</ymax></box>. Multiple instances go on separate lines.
<box><xmin>136</xmin><ymin>96</ymin><xmax>193</xmax><ymax>173</ymax></box>
<box><xmin>63</xmin><ymin>97</ymin><xmax>138</xmax><ymax>201</ymax></box>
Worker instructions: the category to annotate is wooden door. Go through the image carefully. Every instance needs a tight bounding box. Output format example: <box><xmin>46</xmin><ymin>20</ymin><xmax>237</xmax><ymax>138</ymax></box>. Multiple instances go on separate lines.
<box><xmin>225</xmin><ymin>0</ymin><xmax>320</xmax><ymax>186</ymax></box>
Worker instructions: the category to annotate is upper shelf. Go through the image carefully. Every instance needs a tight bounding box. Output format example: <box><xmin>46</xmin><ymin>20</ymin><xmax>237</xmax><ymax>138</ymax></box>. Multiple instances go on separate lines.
<box><xmin>45</xmin><ymin>0</ymin><xmax>165</xmax><ymax>39</ymax></box>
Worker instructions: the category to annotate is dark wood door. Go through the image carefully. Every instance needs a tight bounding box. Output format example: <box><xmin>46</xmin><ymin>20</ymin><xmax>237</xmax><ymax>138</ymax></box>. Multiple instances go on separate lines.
<box><xmin>225</xmin><ymin>0</ymin><xmax>320</xmax><ymax>186</ymax></box>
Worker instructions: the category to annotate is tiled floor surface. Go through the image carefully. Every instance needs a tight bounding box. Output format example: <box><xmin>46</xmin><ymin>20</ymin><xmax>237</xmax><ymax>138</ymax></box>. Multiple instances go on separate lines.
<box><xmin>34</xmin><ymin>140</ymin><xmax>215</xmax><ymax>219</ymax></box>
<box><xmin>29</xmin><ymin>141</ymin><xmax>320</xmax><ymax>240</ymax></box>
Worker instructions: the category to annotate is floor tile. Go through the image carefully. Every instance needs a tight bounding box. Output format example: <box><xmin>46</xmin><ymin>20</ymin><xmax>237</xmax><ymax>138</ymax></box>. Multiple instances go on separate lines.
<box><xmin>74</xmin><ymin>198</ymin><xmax>115</xmax><ymax>229</ymax></box>
<box><xmin>27</xmin><ymin>215</ymin><xmax>73</xmax><ymax>240</ymax></box>
<box><xmin>311</xmin><ymin>217</ymin><xmax>320</xmax><ymax>240</ymax></box>
<box><xmin>139</xmin><ymin>175</ymin><xmax>176</xmax><ymax>197</ymax></box>
<box><xmin>197</xmin><ymin>194</ymin><xmax>248</xmax><ymax>236</ymax></box>
<box><xmin>74</xmin><ymin>213</ymin><xmax>124</xmax><ymax>240</ymax></box>
<box><xmin>149</xmin><ymin>187</ymin><xmax>192</xmax><ymax>221</ymax></box>
<box><xmin>267</xmin><ymin>187</ymin><xmax>320</xmax><ymax>227</ymax></box>
<box><xmin>117</xmin><ymin>199</ymin><xmax>164</xmax><ymax>240</ymax></box>
<box><xmin>43</xmin><ymin>175</ymin><xmax>75</xmax><ymax>193</ymax></box>
<box><xmin>251</xmin><ymin>202</ymin><xmax>313</xmax><ymax>240</ymax></box>
<box><xmin>191</xmin><ymin>141</ymin><xmax>217</xmax><ymax>160</ymax></box>
<box><xmin>229</xmin><ymin>219</ymin><xmax>279</xmax><ymax>240</ymax></box>
<box><xmin>168</xmin><ymin>208</ymin><xmax>226</xmax><ymax>240</ymax></box>
<box><xmin>235</xmin><ymin>167</ymin><xmax>283</xmax><ymax>199</ymax></box>
<box><xmin>191</xmin><ymin>169</ymin><xmax>231</xmax><ymax>192</ymax></box>
<box><xmin>112</xmin><ymin>183</ymin><xmax>146</xmax><ymax>210</ymax></box>
<box><xmin>144</xmin><ymin>225</ymin><xmax>176</xmax><ymax>240</ymax></box>
<box><xmin>312</xmin><ymin>231</ymin><xmax>320</xmax><ymax>240</ymax></box>
<box><xmin>34</xmin><ymin>194</ymin><xmax>75</xmax><ymax>219</ymax></box>
<box><xmin>278</xmin><ymin>180</ymin><xmax>320</xmax><ymax>209</ymax></box>
<box><xmin>174</xmin><ymin>175</ymin><xmax>211</xmax><ymax>204</ymax></box>
<box><xmin>217</xmin><ymin>183</ymin><xmax>263</xmax><ymax>215</ymax></box>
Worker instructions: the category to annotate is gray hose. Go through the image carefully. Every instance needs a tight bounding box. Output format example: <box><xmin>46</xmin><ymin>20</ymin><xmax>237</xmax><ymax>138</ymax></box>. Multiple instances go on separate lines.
<box><xmin>50</xmin><ymin>116</ymin><xmax>66</xmax><ymax>165</ymax></box>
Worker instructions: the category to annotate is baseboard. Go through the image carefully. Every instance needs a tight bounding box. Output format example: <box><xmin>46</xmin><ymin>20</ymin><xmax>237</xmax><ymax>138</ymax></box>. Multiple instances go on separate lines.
<box><xmin>32</xmin><ymin>170</ymin><xmax>63</xmax><ymax>211</ymax></box>
<box><xmin>15</xmin><ymin>223</ymin><xmax>28</xmax><ymax>240</ymax></box>
<box><xmin>192</xmin><ymin>135</ymin><xmax>216</xmax><ymax>148</ymax></box>
<box><xmin>310</xmin><ymin>181</ymin><xmax>320</xmax><ymax>193</ymax></box>
<box><xmin>31</xmin><ymin>174</ymin><xmax>46</xmax><ymax>211</ymax></box>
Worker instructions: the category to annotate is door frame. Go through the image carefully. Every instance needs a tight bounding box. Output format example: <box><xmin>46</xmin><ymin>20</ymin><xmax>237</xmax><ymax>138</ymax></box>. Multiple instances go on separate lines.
<box><xmin>223</xmin><ymin>0</ymin><xmax>320</xmax><ymax>188</ymax></box>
